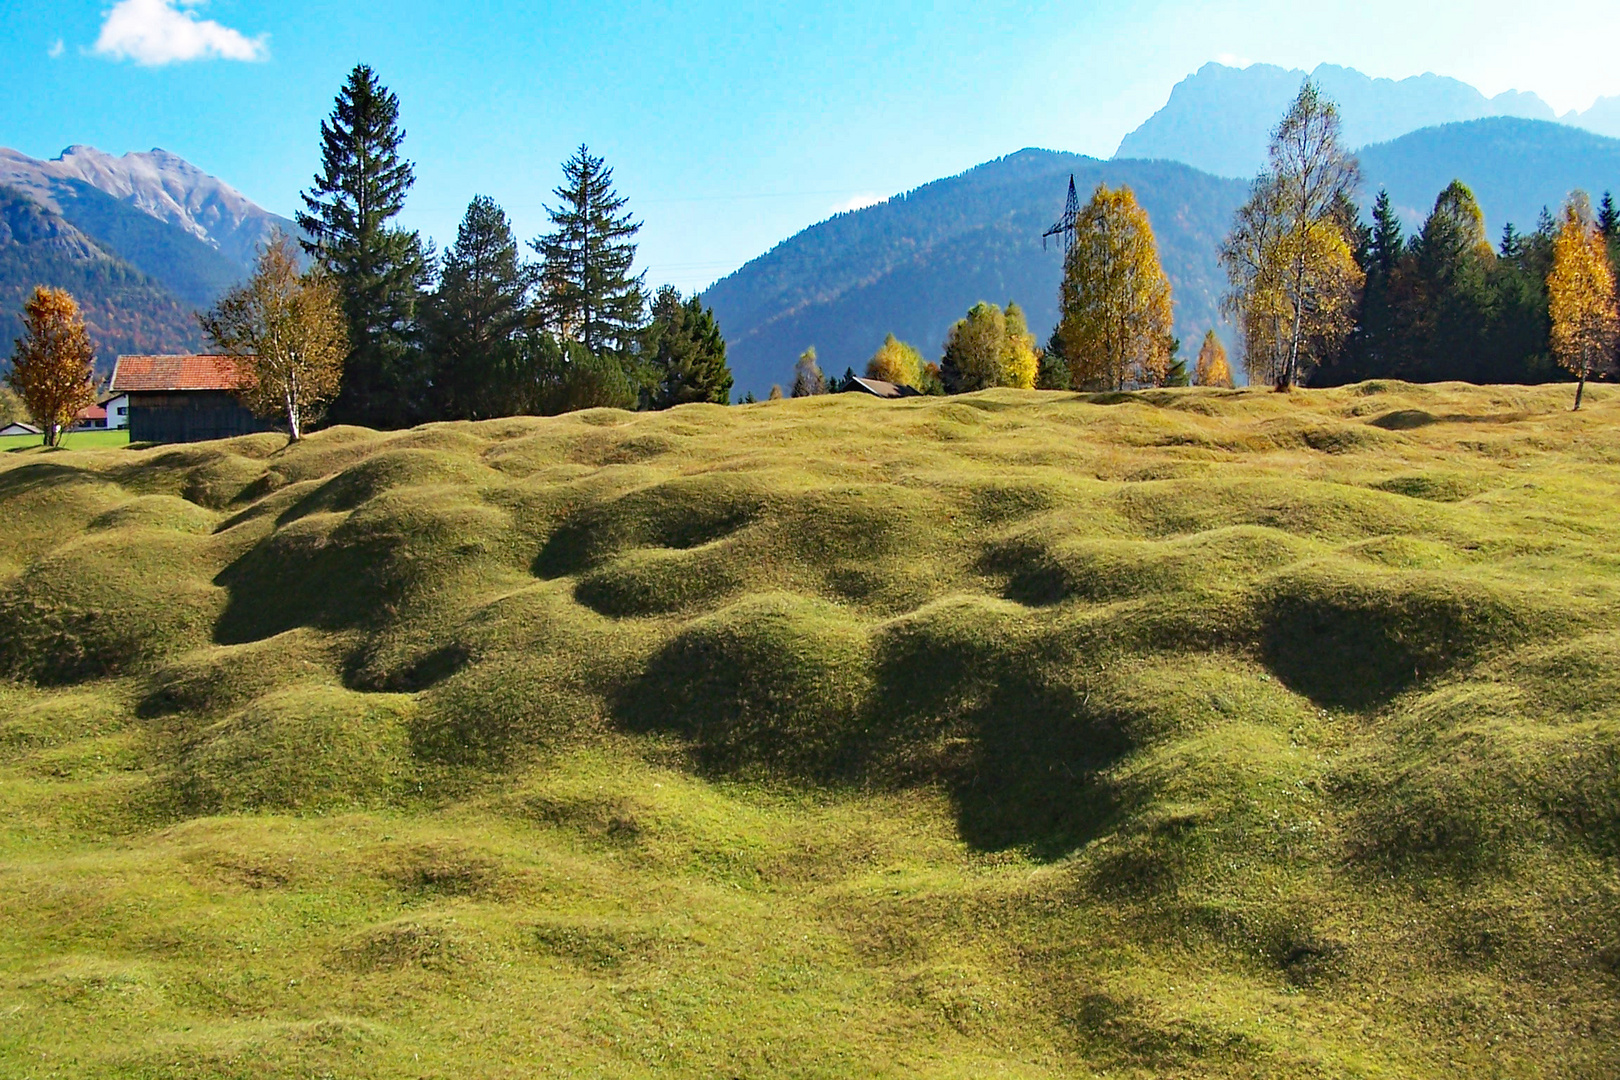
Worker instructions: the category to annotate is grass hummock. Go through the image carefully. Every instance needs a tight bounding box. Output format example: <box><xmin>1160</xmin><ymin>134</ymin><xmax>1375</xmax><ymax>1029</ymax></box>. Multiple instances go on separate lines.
<box><xmin>0</xmin><ymin>382</ymin><xmax>1617</xmax><ymax>1077</ymax></box>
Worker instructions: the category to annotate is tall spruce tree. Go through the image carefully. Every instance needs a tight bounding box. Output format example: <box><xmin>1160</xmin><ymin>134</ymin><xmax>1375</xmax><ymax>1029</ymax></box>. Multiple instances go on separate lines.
<box><xmin>427</xmin><ymin>196</ymin><xmax>533</xmax><ymax>419</ymax></box>
<box><xmin>532</xmin><ymin>146</ymin><xmax>648</xmax><ymax>357</ymax></box>
<box><xmin>645</xmin><ymin>286</ymin><xmax>733</xmax><ymax>407</ymax></box>
<box><xmin>298</xmin><ymin>64</ymin><xmax>433</xmax><ymax>429</ymax></box>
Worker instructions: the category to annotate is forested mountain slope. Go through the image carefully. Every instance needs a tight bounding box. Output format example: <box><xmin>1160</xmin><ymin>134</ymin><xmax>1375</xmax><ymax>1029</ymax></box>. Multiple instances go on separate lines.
<box><xmin>0</xmin><ymin>185</ymin><xmax>203</xmax><ymax>369</ymax></box>
<box><xmin>1358</xmin><ymin>117</ymin><xmax>1620</xmax><ymax>233</ymax></box>
<box><xmin>702</xmin><ymin>150</ymin><xmax>1248</xmax><ymax>397</ymax></box>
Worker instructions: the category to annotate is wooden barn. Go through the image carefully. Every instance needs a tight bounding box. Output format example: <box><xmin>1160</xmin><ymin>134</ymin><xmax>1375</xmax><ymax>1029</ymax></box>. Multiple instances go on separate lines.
<box><xmin>110</xmin><ymin>355</ymin><xmax>272</xmax><ymax>444</ymax></box>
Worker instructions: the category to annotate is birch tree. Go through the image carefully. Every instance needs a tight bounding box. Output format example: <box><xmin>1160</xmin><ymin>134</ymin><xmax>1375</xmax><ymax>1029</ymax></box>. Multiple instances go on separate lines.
<box><xmin>1220</xmin><ymin>81</ymin><xmax>1363</xmax><ymax>389</ymax></box>
<box><xmin>202</xmin><ymin>232</ymin><xmax>348</xmax><ymax>440</ymax></box>
<box><xmin>1548</xmin><ymin>193</ymin><xmax>1618</xmax><ymax>411</ymax></box>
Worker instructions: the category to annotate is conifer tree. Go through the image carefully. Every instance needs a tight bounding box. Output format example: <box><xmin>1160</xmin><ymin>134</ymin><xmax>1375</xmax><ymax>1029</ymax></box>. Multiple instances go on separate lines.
<box><xmin>533</xmin><ymin>146</ymin><xmax>648</xmax><ymax>357</ymax></box>
<box><xmin>6</xmin><ymin>286</ymin><xmax>96</xmax><ymax>446</ymax></box>
<box><xmin>646</xmin><ymin>286</ymin><xmax>732</xmax><ymax>407</ymax></box>
<box><xmin>1056</xmin><ymin>183</ymin><xmax>1174</xmax><ymax>391</ymax></box>
<box><xmin>298</xmin><ymin>64</ymin><xmax>433</xmax><ymax>429</ymax></box>
<box><xmin>1548</xmin><ymin>193</ymin><xmax>1618</xmax><ymax>410</ymax></box>
<box><xmin>427</xmin><ymin>195</ymin><xmax>533</xmax><ymax>419</ymax></box>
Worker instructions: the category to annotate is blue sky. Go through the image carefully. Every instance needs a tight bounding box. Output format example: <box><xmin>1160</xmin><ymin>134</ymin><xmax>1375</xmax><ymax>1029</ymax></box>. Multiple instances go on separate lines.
<box><xmin>3</xmin><ymin>0</ymin><xmax>1619</xmax><ymax>292</ymax></box>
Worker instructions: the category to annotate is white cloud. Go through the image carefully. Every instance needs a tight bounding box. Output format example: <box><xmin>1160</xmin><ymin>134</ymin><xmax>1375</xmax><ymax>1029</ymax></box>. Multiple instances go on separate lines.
<box><xmin>830</xmin><ymin>192</ymin><xmax>883</xmax><ymax>215</ymax></box>
<box><xmin>93</xmin><ymin>0</ymin><xmax>269</xmax><ymax>66</ymax></box>
<box><xmin>48</xmin><ymin>39</ymin><xmax>65</xmax><ymax>59</ymax></box>
<box><xmin>1214</xmin><ymin>52</ymin><xmax>1253</xmax><ymax>68</ymax></box>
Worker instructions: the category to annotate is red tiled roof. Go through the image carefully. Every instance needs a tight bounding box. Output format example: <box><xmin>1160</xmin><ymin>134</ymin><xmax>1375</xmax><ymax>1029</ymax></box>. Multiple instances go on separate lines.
<box><xmin>111</xmin><ymin>354</ymin><xmax>249</xmax><ymax>393</ymax></box>
<box><xmin>76</xmin><ymin>404</ymin><xmax>107</xmax><ymax>420</ymax></box>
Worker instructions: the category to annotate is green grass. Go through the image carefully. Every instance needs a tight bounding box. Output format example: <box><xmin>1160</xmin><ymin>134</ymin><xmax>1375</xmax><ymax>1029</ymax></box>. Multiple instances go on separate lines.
<box><xmin>1</xmin><ymin>382</ymin><xmax>1618</xmax><ymax>1077</ymax></box>
<box><xmin>0</xmin><ymin>428</ymin><xmax>130</xmax><ymax>452</ymax></box>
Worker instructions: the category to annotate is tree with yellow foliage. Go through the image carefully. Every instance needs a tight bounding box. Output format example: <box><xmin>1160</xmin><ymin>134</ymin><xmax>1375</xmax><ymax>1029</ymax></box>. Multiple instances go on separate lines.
<box><xmin>1002</xmin><ymin>302</ymin><xmax>1039</xmax><ymax>389</ymax></box>
<box><xmin>1548</xmin><ymin>193</ymin><xmax>1619</xmax><ymax>411</ymax></box>
<box><xmin>1054</xmin><ymin>183</ymin><xmax>1174</xmax><ymax>391</ymax></box>
<box><xmin>1220</xmin><ymin>81</ymin><xmax>1363</xmax><ymax>389</ymax></box>
<box><xmin>865</xmin><ymin>334</ymin><xmax>924</xmax><ymax>388</ymax></box>
<box><xmin>1193</xmin><ymin>330</ymin><xmax>1234</xmax><ymax>388</ymax></box>
<box><xmin>202</xmin><ymin>232</ymin><xmax>348</xmax><ymax>440</ymax></box>
<box><xmin>6</xmin><ymin>286</ymin><xmax>97</xmax><ymax>446</ymax></box>
<box><xmin>939</xmin><ymin>301</ymin><xmax>1037</xmax><ymax>392</ymax></box>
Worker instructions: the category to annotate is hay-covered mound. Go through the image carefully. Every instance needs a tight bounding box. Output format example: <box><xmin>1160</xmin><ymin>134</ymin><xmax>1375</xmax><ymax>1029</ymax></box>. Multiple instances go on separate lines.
<box><xmin>1</xmin><ymin>383</ymin><xmax>1618</xmax><ymax>1078</ymax></box>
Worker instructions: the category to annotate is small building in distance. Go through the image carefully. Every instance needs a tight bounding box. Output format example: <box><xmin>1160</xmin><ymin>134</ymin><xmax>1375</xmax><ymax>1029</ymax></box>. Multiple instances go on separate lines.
<box><xmin>848</xmin><ymin>376</ymin><xmax>921</xmax><ymax>399</ymax></box>
<box><xmin>110</xmin><ymin>355</ymin><xmax>271</xmax><ymax>444</ymax></box>
<box><xmin>0</xmin><ymin>421</ymin><xmax>41</xmax><ymax>437</ymax></box>
<box><xmin>71</xmin><ymin>403</ymin><xmax>108</xmax><ymax>430</ymax></box>
<box><xmin>102</xmin><ymin>393</ymin><xmax>129</xmax><ymax>430</ymax></box>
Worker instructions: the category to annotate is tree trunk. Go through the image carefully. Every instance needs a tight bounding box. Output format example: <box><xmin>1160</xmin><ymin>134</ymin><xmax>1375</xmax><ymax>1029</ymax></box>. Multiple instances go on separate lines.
<box><xmin>1574</xmin><ymin>369</ymin><xmax>1587</xmax><ymax>412</ymax></box>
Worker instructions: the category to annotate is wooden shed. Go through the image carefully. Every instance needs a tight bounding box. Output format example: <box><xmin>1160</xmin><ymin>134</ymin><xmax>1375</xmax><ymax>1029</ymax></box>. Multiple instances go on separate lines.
<box><xmin>110</xmin><ymin>355</ymin><xmax>272</xmax><ymax>444</ymax></box>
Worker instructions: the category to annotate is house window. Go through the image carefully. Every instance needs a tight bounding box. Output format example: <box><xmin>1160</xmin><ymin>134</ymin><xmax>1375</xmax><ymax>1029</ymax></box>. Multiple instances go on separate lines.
<box><xmin>117</xmin><ymin>406</ymin><xmax>127</xmax><ymax>416</ymax></box>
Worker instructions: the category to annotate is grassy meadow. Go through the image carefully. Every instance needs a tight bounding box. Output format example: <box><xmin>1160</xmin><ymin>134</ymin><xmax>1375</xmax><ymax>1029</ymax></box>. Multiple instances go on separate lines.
<box><xmin>0</xmin><ymin>382</ymin><xmax>1617</xmax><ymax>1078</ymax></box>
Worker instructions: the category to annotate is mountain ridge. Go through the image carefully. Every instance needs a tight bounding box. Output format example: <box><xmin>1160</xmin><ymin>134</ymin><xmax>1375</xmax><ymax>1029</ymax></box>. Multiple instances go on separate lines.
<box><xmin>1114</xmin><ymin>61</ymin><xmax>1566</xmax><ymax>178</ymax></box>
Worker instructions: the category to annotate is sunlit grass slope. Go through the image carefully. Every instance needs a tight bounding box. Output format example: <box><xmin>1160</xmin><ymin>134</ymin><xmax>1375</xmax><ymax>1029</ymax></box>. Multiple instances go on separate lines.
<box><xmin>1</xmin><ymin>382</ymin><xmax>1617</xmax><ymax>1078</ymax></box>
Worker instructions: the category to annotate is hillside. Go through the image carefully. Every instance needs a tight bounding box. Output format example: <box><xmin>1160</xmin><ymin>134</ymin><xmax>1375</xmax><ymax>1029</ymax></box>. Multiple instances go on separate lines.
<box><xmin>0</xmin><ymin>185</ymin><xmax>204</xmax><ymax>368</ymax></box>
<box><xmin>702</xmin><ymin>150</ymin><xmax>1248</xmax><ymax>397</ymax></box>
<box><xmin>0</xmin><ymin>383</ymin><xmax>1617</xmax><ymax>1077</ymax></box>
<box><xmin>1359</xmin><ymin>117</ymin><xmax>1620</xmax><ymax>233</ymax></box>
<box><xmin>0</xmin><ymin>146</ymin><xmax>297</xmax><ymax>366</ymax></box>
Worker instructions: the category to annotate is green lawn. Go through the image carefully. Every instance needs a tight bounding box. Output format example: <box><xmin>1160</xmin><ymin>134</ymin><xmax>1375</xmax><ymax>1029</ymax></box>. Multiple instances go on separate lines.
<box><xmin>0</xmin><ymin>383</ymin><xmax>1616</xmax><ymax>1077</ymax></box>
<box><xmin>0</xmin><ymin>428</ymin><xmax>130</xmax><ymax>452</ymax></box>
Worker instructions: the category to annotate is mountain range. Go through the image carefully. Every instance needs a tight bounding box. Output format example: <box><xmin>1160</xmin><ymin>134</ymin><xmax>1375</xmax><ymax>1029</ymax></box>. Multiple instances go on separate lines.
<box><xmin>1115</xmin><ymin>61</ymin><xmax>1620</xmax><ymax>179</ymax></box>
<box><xmin>5</xmin><ymin>63</ymin><xmax>1620</xmax><ymax>398</ymax></box>
<box><xmin>0</xmin><ymin>146</ymin><xmax>293</xmax><ymax>370</ymax></box>
<box><xmin>706</xmin><ymin>115</ymin><xmax>1620</xmax><ymax>397</ymax></box>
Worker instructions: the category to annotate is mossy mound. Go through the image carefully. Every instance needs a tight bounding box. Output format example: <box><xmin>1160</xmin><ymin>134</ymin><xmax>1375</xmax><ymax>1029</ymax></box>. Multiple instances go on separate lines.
<box><xmin>1</xmin><ymin>381</ymin><xmax>1618</xmax><ymax>1078</ymax></box>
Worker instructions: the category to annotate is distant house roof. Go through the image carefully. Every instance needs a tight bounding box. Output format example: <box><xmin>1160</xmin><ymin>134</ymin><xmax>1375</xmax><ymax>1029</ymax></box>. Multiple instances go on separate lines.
<box><xmin>849</xmin><ymin>376</ymin><xmax>921</xmax><ymax>399</ymax></box>
<box><xmin>111</xmin><ymin>354</ymin><xmax>248</xmax><ymax>393</ymax></box>
<box><xmin>76</xmin><ymin>404</ymin><xmax>106</xmax><ymax>422</ymax></box>
<box><xmin>0</xmin><ymin>421</ymin><xmax>41</xmax><ymax>436</ymax></box>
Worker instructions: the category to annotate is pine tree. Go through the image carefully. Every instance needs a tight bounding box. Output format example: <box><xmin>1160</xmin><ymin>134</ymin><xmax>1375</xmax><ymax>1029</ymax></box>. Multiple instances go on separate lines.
<box><xmin>646</xmin><ymin>286</ymin><xmax>733</xmax><ymax>407</ymax></box>
<box><xmin>1600</xmin><ymin>193</ymin><xmax>1619</xmax><ymax>240</ymax></box>
<box><xmin>427</xmin><ymin>196</ymin><xmax>533</xmax><ymax>419</ymax></box>
<box><xmin>298</xmin><ymin>64</ymin><xmax>433</xmax><ymax>429</ymax></box>
<box><xmin>532</xmin><ymin>146</ymin><xmax>648</xmax><ymax>357</ymax></box>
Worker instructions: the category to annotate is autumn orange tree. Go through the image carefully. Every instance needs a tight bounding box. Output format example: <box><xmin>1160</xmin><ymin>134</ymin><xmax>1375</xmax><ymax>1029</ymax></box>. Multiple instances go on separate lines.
<box><xmin>201</xmin><ymin>232</ymin><xmax>347</xmax><ymax>440</ymax></box>
<box><xmin>1193</xmin><ymin>330</ymin><xmax>1234</xmax><ymax>387</ymax></box>
<box><xmin>1548</xmin><ymin>193</ymin><xmax>1618</xmax><ymax>411</ymax></box>
<box><xmin>7</xmin><ymin>286</ymin><xmax>97</xmax><ymax>446</ymax></box>
<box><xmin>1054</xmin><ymin>183</ymin><xmax>1174</xmax><ymax>390</ymax></box>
